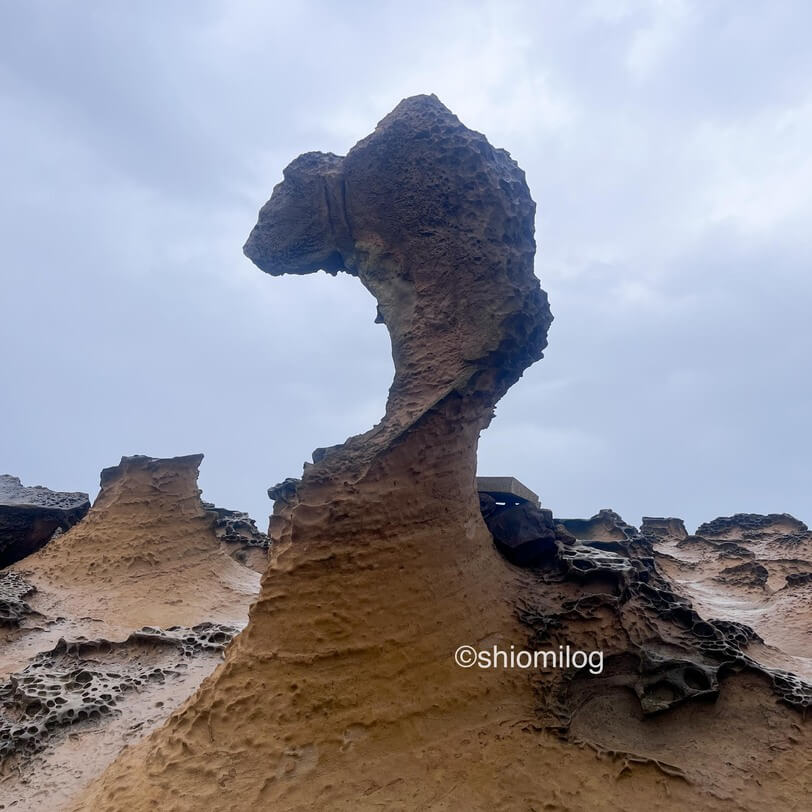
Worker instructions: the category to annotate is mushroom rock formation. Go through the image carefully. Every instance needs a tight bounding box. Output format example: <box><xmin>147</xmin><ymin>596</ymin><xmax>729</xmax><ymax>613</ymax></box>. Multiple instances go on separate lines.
<box><xmin>0</xmin><ymin>474</ymin><xmax>89</xmax><ymax>567</ymax></box>
<box><xmin>81</xmin><ymin>97</ymin><xmax>811</xmax><ymax>810</ymax></box>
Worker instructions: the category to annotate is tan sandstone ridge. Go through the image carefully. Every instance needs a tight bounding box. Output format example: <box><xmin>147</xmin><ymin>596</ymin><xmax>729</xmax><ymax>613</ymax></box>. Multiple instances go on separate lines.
<box><xmin>1</xmin><ymin>455</ymin><xmax>260</xmax><ymax>809</ymax></box>
<box><xmin>76</xmin><ymin>96</ymin><xmax>810</xmax><ymax>811</ymax></box>
<box><xmin>651</xmin><ymin>513</ymin><xmax>812</xmax><ymax>681</ymax></box>
<box><xmin>7</xmin><ymin>454</ymin><xmax>258</xmax><ymax>645</ymax></box>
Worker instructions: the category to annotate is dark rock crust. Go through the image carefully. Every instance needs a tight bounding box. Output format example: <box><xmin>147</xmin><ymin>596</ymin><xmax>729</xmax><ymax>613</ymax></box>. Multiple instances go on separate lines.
<box><xmin>480</xmin><ymin>500</ymin><xmax>812</xmax><ymax>722</ymax></box>
<box><xmin>0</xmin><ymin>475</ymin><xmax>89</xmax><ymax>567</ymax></box>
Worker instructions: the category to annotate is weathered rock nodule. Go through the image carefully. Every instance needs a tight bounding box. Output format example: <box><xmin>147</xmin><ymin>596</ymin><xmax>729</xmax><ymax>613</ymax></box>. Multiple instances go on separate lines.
<box><xmin>0</xmin><ymin>474</ymin><xmax>89</xmax><ymax>567</ymax></box>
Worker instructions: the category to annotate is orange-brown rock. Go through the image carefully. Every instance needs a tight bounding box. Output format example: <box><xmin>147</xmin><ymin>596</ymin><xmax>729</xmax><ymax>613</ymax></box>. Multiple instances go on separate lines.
<box><xmin>7</xmin><ymin>455</ymin><xmax>258</xmax><ymax>637</ymax></box>
<box><xmin>79</xmin><ymin>97</ymin><xmax>810</xmax><ymax>812</ymax></box>
<box><xmin>0</xmin><ymin>455</ymin><xmax>260</xmax><ymax>808</ymax></box>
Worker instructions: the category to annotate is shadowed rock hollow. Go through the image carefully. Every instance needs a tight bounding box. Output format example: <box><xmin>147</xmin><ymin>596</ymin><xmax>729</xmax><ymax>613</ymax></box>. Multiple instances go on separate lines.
<box><xmin>79</xmin><ymin>96</ymin><xmax>810</xmax><ymax>811</ymax></box>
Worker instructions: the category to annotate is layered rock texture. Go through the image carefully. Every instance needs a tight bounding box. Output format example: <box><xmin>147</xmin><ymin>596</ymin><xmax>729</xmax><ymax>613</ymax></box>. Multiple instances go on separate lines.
<box><xmin>203</xmin><ymin>501</ymin><xmax>270</xmax><ymax>573</ymax></box>
<box><xmin>76</xmin><ymin>96</ymin><xmax>811</xmax><ymax>811</ymax></box>
<box><xmin>0</xmin><ymin>455</ymin><xmax>260</xmax><ymax>808</ymax></box>
<box><xmin>654</xmin><ymin>512</ymin><xmax>812</xmax><ymax>683</ymax></box>
<box><xmin>0</xmin><ymin>475</ymin><xmax>89</xmax><ymax>567</ymax></box>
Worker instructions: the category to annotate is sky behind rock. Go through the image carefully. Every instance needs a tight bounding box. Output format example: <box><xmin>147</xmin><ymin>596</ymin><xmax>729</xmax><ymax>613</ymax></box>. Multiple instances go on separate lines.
<box><xmin>2</xmin><ymin>0</ymin><xmax>810</xmax><ymax>530</ymax></box>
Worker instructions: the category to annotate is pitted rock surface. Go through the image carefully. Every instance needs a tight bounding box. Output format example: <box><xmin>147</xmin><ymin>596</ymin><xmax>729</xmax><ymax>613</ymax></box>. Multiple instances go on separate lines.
<box><xmin>556</xmin><ymin>509</ymin><xmax>641</xmax><ymax>542</ymax></box>
<box><xmin>244</xmin><ymin>93</ymin><xmax>553</xmax><ymax>484</ymax></box>
<box><xmin>519</xmin><ymin>533</ymin><xmax>811</xmax><ymax>722</ymax></box>
<box><xmin>641</xmin><ymin>516</ymin><xmax>688</xmax><ymax>543</ymax></box>
<box><xmin>0</xmin><ymin>571</ymin><xmax>37</xmax><ymax>626</ymax></box>
<box><xmin>786</xmin><ymin>572</ymin><xmax>812</xmax><ymax>587</ymax></box>
<box><xmin>83</xmin><ymin>94</ymin><xmax>560</xmax><ymax>810</ymax></box>
<box><xmin>482</xmin><ymin>501</ymin><xmax>811</xmax><ymax>720</ymax></box>
<box><xmin>202</xmin><ymin>503</ymin><xmax>269</xmax><ymax>550</ymax></box>
<box><xmin>0</xmin><ymin>623</ymin><xmax>237</xmax><ymax>762</ymax></box>
<box><xmin>203</xmin><ymin>501</ymin><xmax>270</xmax><ymax>572</ymax></box>
<box><xmin>80</xmin><ymin>96</ymin><xmax>811</xmax><ymax>811</ymax></box>
<box><xmin>714</xmin><ymin>561</ymin><xmax>769</xmax><ymax>588</ymax></box>
<box><xmin>0</xmin><ymin>475</ymin><xmax>89</xmax><ymax>567</ymax></box>
<box><xmin>697</xmin><ymin>513</ymin><xmax>808</xmax><ymax>538</ymax></box>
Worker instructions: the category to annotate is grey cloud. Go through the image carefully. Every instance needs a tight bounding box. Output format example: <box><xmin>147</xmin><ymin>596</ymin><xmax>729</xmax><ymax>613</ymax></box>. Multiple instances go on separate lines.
<box><xmin>1</xmin><ymin>1</ymin><xmax>809</xmax><ymax>531</ymax></box>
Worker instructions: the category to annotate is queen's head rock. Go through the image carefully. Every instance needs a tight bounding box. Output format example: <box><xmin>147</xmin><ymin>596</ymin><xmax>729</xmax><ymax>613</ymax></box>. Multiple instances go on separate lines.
<box><xmin>245</xmin><ymin>93</ymin><xmax>552</xmax><ymax>469</ymax></box>
<box><xmin>80</xmin><ymin>93</ymin><xmax>557</xmax><ymax>811</ymax></box>
<box><xmin>79</xmin><ymin>97</ymin><xmax>811</xmax><ymax>812</ymax></box>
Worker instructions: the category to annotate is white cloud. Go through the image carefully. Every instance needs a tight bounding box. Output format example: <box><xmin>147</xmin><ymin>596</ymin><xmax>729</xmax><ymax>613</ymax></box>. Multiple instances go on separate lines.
<box><xmin>690</xmin><ymin>98</ymin><xmax>812</xmax><ymax>231</ymax></box>
<box><xmin>625</xmin><ymin>0</ymin><xmax>696</xmax><ymax>81</ymax></box>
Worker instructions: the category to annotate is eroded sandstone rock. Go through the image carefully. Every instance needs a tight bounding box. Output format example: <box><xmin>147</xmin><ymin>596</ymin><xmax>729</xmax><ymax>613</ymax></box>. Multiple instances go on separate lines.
<box><xmin>0</xmin><ymin>475</ymin><xmax>89</xmax><ymax>567</ymax></box>
<box><xmin>653</xmin><ymin>512</ymin><xmax>812</xmax><ymax>686</ymax></box>
<box><xmin>641</xmin><ymin>516</ymin><xmax>688</xmax><ymax>543</ymax></box>
<box><xmin>10</xmin><ymin>454</ymin><xmax>262</xmax><ymax>631</ymax></box>
<box><xmin>0</xmin><ymin>571</ymin><xmax>37</xmax><ymax>626</ymax></box>
<box><xmin>480</xmin><ymin>499</ymin><xmax>560</xmax><ymax>565</ymax></box>
<box><xmin>714</xmin><ymin>561</ymin><xmax>769</xmax><ymax>588</ymax></box>
<box><xmin>81</xmin><ymin>92</ymin><xmax>558</xmax><ymax>812</ymax></box>
<box><xmin>0</xmin><ymin>455</ymin><xmax>261</xmax><ymax>806</ymax></box>
<box><xmin>0</xmin><ymin>623</ymin><xmax>237</xmax><ymax>764</ymax></box>
<box><xmin>477</xmin><ymin>500</ymin><xmax>809</xmax><ymax>719</ymax></box>
<box><xmin>697</xmin><ymin>513</ymin><xmax>808</xmax><ymax>539</ymax></box>
<box><xmin>80</xmin><ymin>97</ymin><xmax>811</xmax><ymax>811</ymax></box>
<box><xmin>202</xmin><ymin>501</ymin><xmax>270</xmax><ymax>572</ymax></box>
<box><xmin>556</xmin><ymin>508</ymin><xmax>641</xmax><ymax>541</ymax></box>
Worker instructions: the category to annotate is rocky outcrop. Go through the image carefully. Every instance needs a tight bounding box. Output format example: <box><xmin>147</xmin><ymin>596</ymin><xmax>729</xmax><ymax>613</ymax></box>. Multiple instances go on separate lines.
<box><xmin>81</xmin><ymin>92</ymin><xmax>561</xmax><ymax>812</ymax></box>
<box><xmin>81</xmin><ymin>97</ymin><xmax>811</xmax><ymax>811</ymax></box>
<box><xmin>1</xmin><ymin>623</ymin><xmax>237</xmax><ymax>764</ymax></box>
<box><xmin>786</xmin><ymin>571</ymin><xmax>812</xmax><ymax>587</ymax></box>
<box><xmin>480</xmin><ymin>500</ymin><xmax>808</xmax><ymax>719</ymax></box>
<box><xmin>203</xmin><ymin>501</ymin><xmax>270</xmax><ymax>572</ymax></box>
<box><xmin>0</xmin><ymin>571</ymin><xmax>37</xmax><ymax>626</ymax></box>
<box><xmin>653</xmin><ymin>513</ymin><xmax>812</xmax><ymax>686</ymax></box>
<box><xmin>697</xmin><ymin>513</ymin><xmax>808</xmax><ymax>539</ymax></box>
<box><xmin>0</xmin><ymin>455</ymin><xmax>261</xmax><ymax>807</ymax></box>
<box><xmin>713</xmin><ymin>561</ymin><xmax>769</xmax><ymax>588</ymax></box>
<box><xmin>479</xmin><ymin>495</ymin><xmax>563</xmax><ymax>565</ymax></box>
<box><xmin>641</xmin><ymin>516</ymin><xmax>688</xmax><ymax>543</ymax></box>
<box><xmin>556</xmin><ymin>508</ymin><xmax>641</xmax><ymax>541</ymax></box>
<box><xmin>0</xmin><ymin>474</ymin><xmax>89</xmax><ymax>567</ymax></box>
<box><xmin>6</xmin><ymin>454</ymin><xmax>260</xmax><ymax>632</ymax></box>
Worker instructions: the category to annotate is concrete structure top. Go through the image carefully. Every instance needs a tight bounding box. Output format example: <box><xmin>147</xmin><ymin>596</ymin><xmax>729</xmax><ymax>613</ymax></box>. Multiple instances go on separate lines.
<box><xmin>476</xmin><ymin>476</ymin><xmax>539</xmax><ymax>507</ymax></box>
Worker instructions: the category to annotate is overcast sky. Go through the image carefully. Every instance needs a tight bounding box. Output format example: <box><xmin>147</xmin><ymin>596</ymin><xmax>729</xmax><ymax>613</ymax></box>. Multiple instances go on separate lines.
<box><xmin>2</xmin><ymin>0</ymin><xmax>810</xmax><ymax>531</ymax></box>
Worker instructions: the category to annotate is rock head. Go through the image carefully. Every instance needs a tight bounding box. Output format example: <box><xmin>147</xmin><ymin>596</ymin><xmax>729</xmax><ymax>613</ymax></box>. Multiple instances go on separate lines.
<box><xmin>245</xmin><ymin>93</ymin><xmax>552</xmax><ymax>459</ymax></box>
